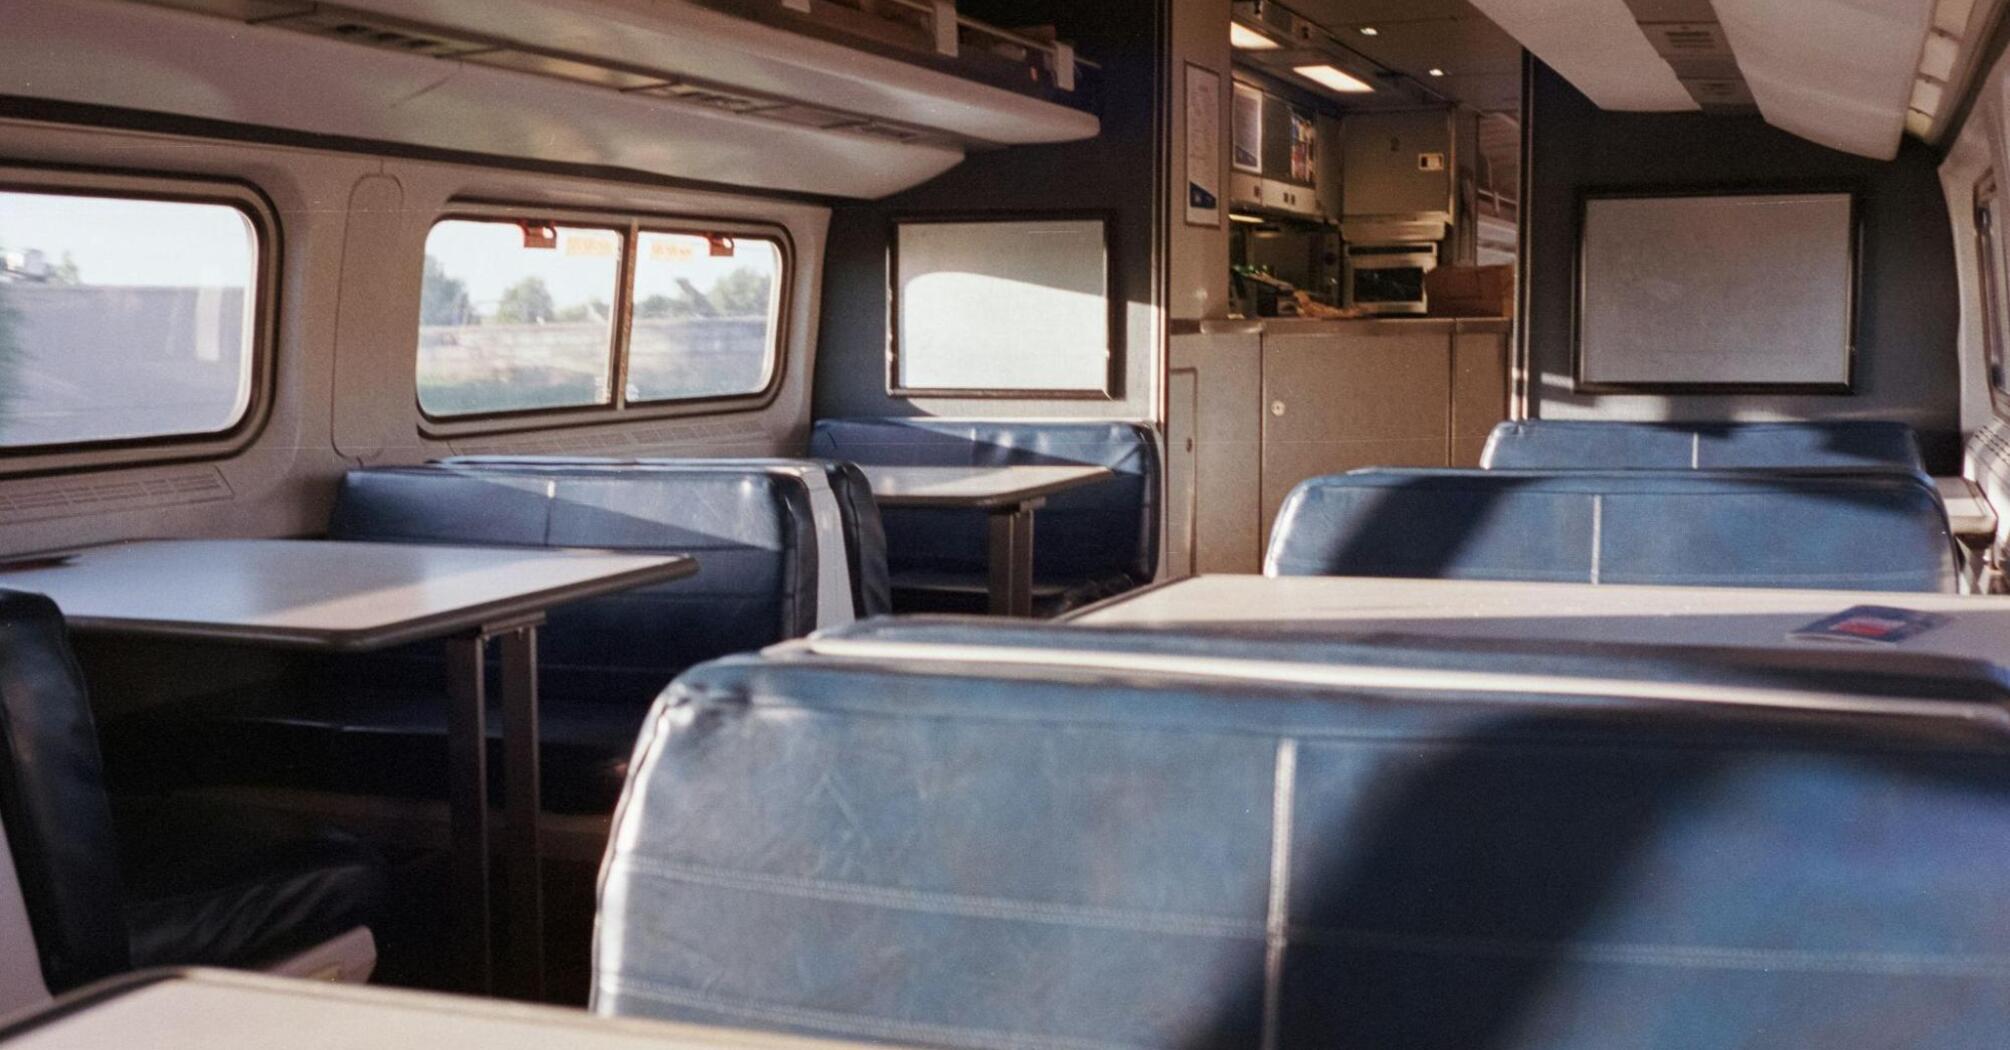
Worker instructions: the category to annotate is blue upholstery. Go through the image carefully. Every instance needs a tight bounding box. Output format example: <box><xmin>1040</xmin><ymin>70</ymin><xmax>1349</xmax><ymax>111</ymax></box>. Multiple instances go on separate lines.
<box><xmin>0</xmin><ymin>590</ymin><xmax>384</xmax><ymax>993</ymax></box>
<box><xmin>1265</xmin><ymin>469</ymin><xmax>1958</xmax><ymax>592</ymax></box>
<box><xmin>810</xmin><ymin>418</ymin><xmax>1159</xmax><ymax>612</ymax></box>
<box><xmin>328</xmin><ymin>465</ymin><xmax>827</xmax><ymax>695</ymax></box>
<box><xmin>440</xmin><ymin>456</ymin><xmax>890</xmax><ymax>618</ymax></box>
<box><xmin>110</xmin><ymin>463</ymin><xmax>834</xmax><ymax>815</ymax></box>
<box><xmin>1482</xmin><ymin>420</ymin><xmax>1927</xmax><ymax>473</ymax></box>
<box><xmin>597</xmin><ymin>624</ymin><xmax>2010</xmax><ymax>1048</ymax></box>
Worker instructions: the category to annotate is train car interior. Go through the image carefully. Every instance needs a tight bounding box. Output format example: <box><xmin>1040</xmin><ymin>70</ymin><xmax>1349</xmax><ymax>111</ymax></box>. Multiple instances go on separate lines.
<box><xmin>5</xmin><ymin>0</ymin><xmax>2010</xmax><ymax>1047</ymax></box>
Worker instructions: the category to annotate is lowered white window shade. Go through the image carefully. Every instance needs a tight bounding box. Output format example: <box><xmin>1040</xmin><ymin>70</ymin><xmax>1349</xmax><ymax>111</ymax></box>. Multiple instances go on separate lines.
<box><xmin>1465</xmin><ymin>0</ymin><xmax>1696</xmax><ymax>111</ymax></box>
<box><xmin>1714</xmin><ymin>0</ymin><xmax>1931</xmax><ymax>160</ymax></box>
<box><xmin>892</xmin><ymin>219</ymin><xmax>1113</xmax><ymax>395</ymax></box>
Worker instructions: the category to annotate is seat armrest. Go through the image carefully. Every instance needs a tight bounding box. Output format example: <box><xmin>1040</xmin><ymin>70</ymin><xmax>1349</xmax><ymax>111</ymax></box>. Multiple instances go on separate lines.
<box><xmin>1937</xmin><ymin>476</ymin><xmax>1997</xmax><ymax>541</ymax></box>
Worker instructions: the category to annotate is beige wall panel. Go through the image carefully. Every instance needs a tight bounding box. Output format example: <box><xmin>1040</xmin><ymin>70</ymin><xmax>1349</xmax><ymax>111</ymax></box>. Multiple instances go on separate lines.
<box><xmin>330</xmin><ymin>173</ymin><xmax>408</xmax><ymax>463</ymax></box>
<box><xmin>1169</xmin><ymin>329</ymin><xmax>1263</xmax><ymax>573</ymax></box>
<box><xmin>1167</xmin><ymin>0</ymin><xmax>1233</xmax><ymax>320</ymax></box>
<box><xmin>1164</xmin><ymin>369</ymin><xmax>1199</xmax><ymax>577</ymax></box>
<box><xmin>1260</xmin><ymin>330</ymin><xmax>1453</xmax><ymax>537</ymax></box>
<box><xmin>1451</xmin><ymin>330</ymin><xmax>1511</xmax><ymax>464</ymax></box>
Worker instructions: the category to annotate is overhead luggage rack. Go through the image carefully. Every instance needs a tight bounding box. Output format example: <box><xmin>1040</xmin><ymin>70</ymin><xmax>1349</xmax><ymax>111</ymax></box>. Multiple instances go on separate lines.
<box><xmin>125</xmin><ymin>0</ymin><xmax>1100</xmax><ymax>150</ymax></box>
<box><xmin>710</xmin><ymin>0</ymin><xmax>1097</xmax><ymax>100</ymax></box>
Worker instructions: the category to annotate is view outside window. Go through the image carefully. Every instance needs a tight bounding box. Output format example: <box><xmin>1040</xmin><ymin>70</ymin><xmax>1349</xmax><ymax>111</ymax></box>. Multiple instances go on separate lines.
<box><xmin>0</xmin><ymin>190</ymin><xmax>258</xmax><ymax>448</ymax></box>
<box><xmin>627</xmin><ymin>232</ymin><xmax>780</xmax><ymax>402</ymax></box>
<box><xmin>417</xmin><ymin>220</ymin><xmax>623</xmax><ymax>416</ymax></box>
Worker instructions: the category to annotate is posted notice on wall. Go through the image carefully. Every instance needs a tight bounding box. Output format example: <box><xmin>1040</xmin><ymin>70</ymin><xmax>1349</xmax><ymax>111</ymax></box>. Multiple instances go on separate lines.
<box><xmin>1185</xmin><ymin>63</ymin><xmax>1221</xmax><ymax>229</ymax></box>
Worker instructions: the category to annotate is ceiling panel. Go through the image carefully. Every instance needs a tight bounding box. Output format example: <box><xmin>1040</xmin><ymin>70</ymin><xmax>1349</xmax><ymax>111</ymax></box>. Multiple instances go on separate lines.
<box><xmin>1290</xmin><ymin>0</ymin><xmax>1483</xmax><ymax>24</ymax></box>
<box><xmin>1268</xmin><ymin>0</ymin><xmax>1525</xmax><ymax>115</ymax></box>
<box><xmin>1467</xmin><ymin>0</ymin><xmax>1696</xmax><ymax>110</ymax></box>
<box><xmin>1438</xmin><ymin>72</ymin><xmax>1523</xmax><ymax>112</ymax></box>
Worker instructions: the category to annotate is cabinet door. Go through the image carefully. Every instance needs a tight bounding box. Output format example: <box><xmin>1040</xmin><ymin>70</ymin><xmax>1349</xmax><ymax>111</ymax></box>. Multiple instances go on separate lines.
<box><xmin>1170</xmin><ymin>330</ymin><xmax>1264</xmax><ymax>574</ymax></box>
<box><xmin>1261</xmin><ymin>331</ymin><xmax>1451</xmax><ymax>539</ymax></box>
<box><xmin>1451</xmin><ymin>331</ymin><xmax>1511</xmax><ymax>466</ymax></box>
<box><xmin>1164</xmin><ymin>368</ymin><xmax>1199</xmax><ymax>579</ymax></box>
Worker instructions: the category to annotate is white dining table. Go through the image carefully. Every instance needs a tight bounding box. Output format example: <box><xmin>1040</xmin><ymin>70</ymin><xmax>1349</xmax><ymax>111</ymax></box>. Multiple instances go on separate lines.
<box><xmin>0</xmin><ymin>969</ymin><xmax>901</xmax><ymax>1050</ymax></box>
<box><xmin>858</xmin><ymin>464</ymin><xmax>1114</xmax><ymax>616</ymax></box>
<box><xmin>1069</xmin><ymin>573</ymin><xmax>2010</xmax><ymax>666</ymax></box>
<box><xmin>0</xmin><ymin>539</ymin><xmax>698</xmax><ymax>999</ymax></box>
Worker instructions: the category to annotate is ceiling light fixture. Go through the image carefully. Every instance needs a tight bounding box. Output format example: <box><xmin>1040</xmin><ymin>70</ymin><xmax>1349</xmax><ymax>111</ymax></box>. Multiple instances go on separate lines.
<box><xmin>1359</xmin><ymin>26</ymin><xmax>1379</xmax><ymax>35</ymax></box>
<box><xmin>1230</xmin><ymin>22</ymin><xmax>1280</xmax><ymax>49</ymax></box>
<box><xmin>1293</xmin><ymin>63</ymin><xmax>1376</xmax><ymax>93</ymax></box>
<box><xmin>1428</xmin><ymin>67</ymin><xmax>1445</xmax><ymax>77</ymax></box>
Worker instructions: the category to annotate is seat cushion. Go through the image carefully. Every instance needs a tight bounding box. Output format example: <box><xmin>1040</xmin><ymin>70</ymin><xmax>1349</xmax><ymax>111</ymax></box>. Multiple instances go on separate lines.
<box><xmin>125</xmin><ymin>829</ymin><xmax>385</xmax><ymax>972</ymax></box>
<box><xmin>1481</xmin><ymin>419</ymin><xmax>1927</xmax><ymax>473</ymax></box>
<box><xmin>810</xmin><ymin>418</ymin><xmax>1160</xmax><ymax>598</ymax></box>
<box><xmin>1264</xmin><ymin>468</ymin><xmax>1959</xmax><ymax>592</ymax></box>
<box><xmin>596</xmin><ymin>637</ymin><xmax>2010</xmax><ymax>1048</ymax></box>
<box><xmin>330</xmin><ymin>466</ymin><xmax>825</xmax><ymax>684</ymax></box>
<box><xmin>106</xmin><ymin>464</ymin><xmax>830</xmax><ymax>815</ymax></box>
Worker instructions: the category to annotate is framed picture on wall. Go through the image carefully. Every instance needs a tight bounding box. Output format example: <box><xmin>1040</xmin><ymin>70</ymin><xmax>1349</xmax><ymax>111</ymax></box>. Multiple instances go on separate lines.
<box><xmin>1573</xmin><ymin>188</ymin><xmax>1859</xmax><ymax>393</ymax></box>
<box><xmin>887</xmin><ymin>214</ymin><xmax>1118</xmax><ymax>398</ymax></box>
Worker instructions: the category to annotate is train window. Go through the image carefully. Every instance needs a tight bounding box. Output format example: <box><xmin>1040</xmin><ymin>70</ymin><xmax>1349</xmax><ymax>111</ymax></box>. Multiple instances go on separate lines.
<box><xmin>0</xmin><ymin>189</ymin><xmax>258</xmax><ymax>449</ymax></box>
<box><xmin>626</xmin><ymin>231</ymin><xmax>781</xmax><ymax>403</ymax></box>
<box><xmin>890</xmin><ymin>216</ymin><xmax>1116</xmax><ymax>397</ymax></box>
<box><xmin>417</xmin><ymin>219</ymin><xmax>624</xmax><ymax>417</ymax></box>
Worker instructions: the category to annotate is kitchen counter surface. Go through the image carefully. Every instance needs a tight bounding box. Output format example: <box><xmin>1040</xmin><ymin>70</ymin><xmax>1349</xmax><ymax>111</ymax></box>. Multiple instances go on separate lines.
<box><xmin>1172</xmin><ymin>316</ymin><xmax>1512</xmax><ymax>337</ymax></box>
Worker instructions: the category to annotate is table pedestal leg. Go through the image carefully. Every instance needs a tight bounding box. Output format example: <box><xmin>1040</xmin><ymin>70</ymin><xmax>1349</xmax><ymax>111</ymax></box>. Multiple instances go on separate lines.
<box><xmin>499</xmin><ymin>626</ymin><xmax>544</xmax><ymax>1000</ymax></box>
<box><xmin>441</xmin><ymin>633</ymin><xmax>492</xmax><ymax>996</ymax></box>
<box><xmin>987</xmin><ymin>501</ymin><xmax>1039</xmax><ymax>617</ymax></box>
<box><xmin>442</xmin><ymin>617</ymin><xmax>546</xmax><ymax>1001</ymax></box>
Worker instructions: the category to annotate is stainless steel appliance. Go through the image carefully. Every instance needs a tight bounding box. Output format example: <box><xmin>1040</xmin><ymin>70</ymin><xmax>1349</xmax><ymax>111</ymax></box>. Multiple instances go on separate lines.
<box><xmin>1343</xmin><ymin>242</ymin><xmax>1437</xmax><ymax>316</ymax></box>
<box><xmin>1228</xmin><ymin>79</ymin><xmax>1322</xmax><ymax>219</ymax></box>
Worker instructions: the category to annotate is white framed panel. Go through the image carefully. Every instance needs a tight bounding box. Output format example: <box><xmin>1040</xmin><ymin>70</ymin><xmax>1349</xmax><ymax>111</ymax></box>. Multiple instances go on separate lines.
<box><xmin>1575</xmin><ymin>190</ymin><xmax>1857</xmax><ymax>393</ymax></box>
<box><xmin>890</xmin><ymin>216</ymin><xmax>1116</xmax><ymax>397</ymax></box>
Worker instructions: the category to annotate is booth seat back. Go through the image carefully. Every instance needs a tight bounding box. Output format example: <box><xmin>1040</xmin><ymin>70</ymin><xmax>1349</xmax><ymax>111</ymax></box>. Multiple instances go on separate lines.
<box><xmin>0</xmin><ymin>591</ymin><xmax>127</xmax><ymax>993</ymax></box>
<box><xmin>809</xmin><ymin>418</ymin><xmax>1159</xmax><ymax>584</ymax></box>
<box><xmin>1264</xmin><ymin>469</ymin><xmax>1958</xmax><ymax>593</ymax></box>
<box><xmin>597</xmin><ymin>628</ymin><xmax>2010</xmax><ymax>1049</ymax></box>
<box><xmin>1481</xmin><ymin>420</ymin><xmax>1927</xmax><ymax>473</ymax></box>
<box><xmin>440</xmin><ymin>456</ymin><xmax>889</xmax><ymax>618</ymax></box>
<box><xmin>328</xmin><ymin>465</ymin><xmax>832</xmax><ymax>701</ymax></box>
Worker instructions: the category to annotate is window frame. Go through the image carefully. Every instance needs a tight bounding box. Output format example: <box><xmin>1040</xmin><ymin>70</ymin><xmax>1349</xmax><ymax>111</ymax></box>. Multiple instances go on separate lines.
<box><xmin>1974</xmin><ymin>172</ymin><xmax>2010</xmax><ymax>420</ymax></box>
<box><xmin>0</xmin><ymin>165</ymin><xmax>279</xmax><ymax>476</ymax></box>
<box><xmin>415</xmin><ymin>214</ymin><xmax>631</xmax><ymax>421</ymax></box>
<box><xmin>623</xmin><ymin>226</ymin><xmax>788</xmax><ymax>409</ymax></box>
<box><xmin>885</xmin><ymin>211</ymin><xmax>1121</xmax><ymax>400</ymax></box>
<box><xmin>414</xmin><ymin>202</ymin><xmax>792</xmax><ymax>436</ymax></box>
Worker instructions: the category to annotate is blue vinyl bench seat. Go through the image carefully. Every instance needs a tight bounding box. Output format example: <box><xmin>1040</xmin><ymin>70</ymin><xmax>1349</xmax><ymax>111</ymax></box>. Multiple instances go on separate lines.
<box><xmin>438</xmin><ymin>455</ymin><xmax>889</xmax><ymax>618</ymax></box>
<box><xmin>108</xmin><ymin>462</ymin><xmax>847</xmax><ymax>814</ymax></box>
<box><xmin>596</xmin><ymin>621</ymin><xmax>2010</xmax><ymax>1048</ymax></box>
<box><xmin>810</xmin><ymin>417</ymin><xmax>1159</xmax><ymax>615</ymax></box>
<box><xmin>1264</xmin><ymin>468</ymin><xmax>1959</xmax><ymax>593</ymax></box>
<box><xmin>1481</xmin><ymin>419</ymin><xmax>1928</xmax><ymax>473</ymax></box>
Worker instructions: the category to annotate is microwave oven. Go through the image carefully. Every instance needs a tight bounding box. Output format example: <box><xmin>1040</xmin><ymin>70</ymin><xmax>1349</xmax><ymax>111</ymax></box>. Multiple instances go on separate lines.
<box><xmin>1343</xmin><ymin>242</ymin><xmax>1438</xmax><ymax>316</ymax></box>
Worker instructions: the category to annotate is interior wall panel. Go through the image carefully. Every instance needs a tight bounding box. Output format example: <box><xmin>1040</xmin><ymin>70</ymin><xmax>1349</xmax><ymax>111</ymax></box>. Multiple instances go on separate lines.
<box><xmin>0</xmin><ymin>117</ymin><xmax>830</xmax><ymax>556</ymax></box>
<box><xmin>1520</xmin><ymin>61</ymin><xmax>1963</xmax><ymax>469</ymax></box>
<box><xmin>812</xmin><ymin>0</ymin><xmax>1165</xmax><ymax>424</ymax></box>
